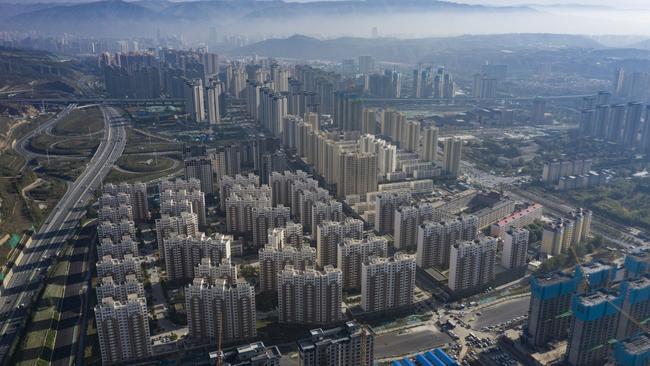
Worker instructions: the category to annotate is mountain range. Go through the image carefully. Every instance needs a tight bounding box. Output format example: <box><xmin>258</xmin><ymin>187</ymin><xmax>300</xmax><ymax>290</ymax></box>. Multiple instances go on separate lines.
<box><xmin>0</xmin><ymin>0</ymin><xmax>535</xmax><ymax>38</ymax></box>
<box><xmin>231</xmin><ymin>33</ymin><xmax>605</xmax><ymax>63</ymax></box>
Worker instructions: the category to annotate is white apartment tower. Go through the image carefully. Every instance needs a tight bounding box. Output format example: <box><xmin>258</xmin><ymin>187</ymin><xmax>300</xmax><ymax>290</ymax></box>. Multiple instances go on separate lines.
<box><xmin>185</xmin><ymin>277</ymin><xmax>257</xmax><ymax>343</ymax></box>
<box><xmin>374</xmin><ymin>191</ymin><xmax>411</xmax><ymax>235</ymax></box>
<box><xmin>501</xmin><ymin>228</ymin><xmax>530</xmax><ymax>269</ymax></box>
<box><xmin>448</xmin><ymin>237</ymin><xmax>497</xmax><ymax>292</ymax></box>
<box><xmin>316</xmin><ymin>218</ymin><xmax>364</xmax><ymax>267</ymax></box>
<box><xmin>278</xmin><ymin>266</ymin><xmax>342</xmax><ymax>325</ymax></box>
<box><xmin>95</xmin><ymin>295</ymin><xmax>152</xmax><ymax>364</ymax></box>
<box><xmin>185</xmin><ymin>78</ymin><xmax>206</xmax><ymax>122</ymax></box>
<box><xmin>361</xmin><ymin>253</ymin><xmax>416</xmax><ymax>312</ymax></box>
<box><xmin>416</xmin><ymin>216</ymin><xmax>478</xmax><ymax>269</ymax></box>
<box><xmin>421</xmin><ymin>126</ymin><xmax>439</xmax><ymax>162</ymax></box>
<box><xmin>258</xmin><ymin>242</ymin><xmax>316</xmax><ymax>292</ymax></box>
<box><xmin>337</xmin><ymin>236</ymin><xmax>388</xmax><ymax>290</ymax></box>
<box><xmin>443</xmin><ymin>137</ymin><xmax>462</xmax><ymax>177</ymax></box>
<box><xmin>163</xmin><ymin>233</ymin><xmax>232</xmax><ymax>281</ymax></box>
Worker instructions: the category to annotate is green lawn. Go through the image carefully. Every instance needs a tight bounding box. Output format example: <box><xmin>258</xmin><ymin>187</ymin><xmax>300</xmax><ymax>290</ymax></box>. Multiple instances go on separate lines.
<box><xmin>123</xmin><ymin>128</ymin><xmax>181</xmax><ymax>154</ymax></box>
<box><xmin>51</xmin><ymin>107</ymin><xmax>103</xmax><ymax>136</ymax></box>
<box><xmin>28</xmin><ymin>134</ymin><xmax>98</xmax><ymax>156</ymax></box>
<box><xmin>116</xmin><ymin>155</ymin><xmax>175</xmax><ymax>173</ymax></box>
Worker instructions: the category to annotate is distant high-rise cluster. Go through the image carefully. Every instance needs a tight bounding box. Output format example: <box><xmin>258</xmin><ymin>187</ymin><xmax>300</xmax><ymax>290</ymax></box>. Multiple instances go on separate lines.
<box><xmin>579</xmin><ymin>91</ymin><xmax>650</xmax><ymax>151</ymax></box>
<box><xmin>412</xmin><ymin>66</ymin><xmax>455</xmax><ymax>99</ymax></box>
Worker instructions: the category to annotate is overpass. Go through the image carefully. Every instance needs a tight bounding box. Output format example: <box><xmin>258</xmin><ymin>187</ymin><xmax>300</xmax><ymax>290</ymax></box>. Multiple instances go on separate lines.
<box><xmin>2</xmin><ymin>94</ymin><xmax>592</xmax><ymax>109</ymax></box>
<box><xmin>0</xmin><ymin>97</ymin><xmax>185</xmax><ymax>107</ymax></box>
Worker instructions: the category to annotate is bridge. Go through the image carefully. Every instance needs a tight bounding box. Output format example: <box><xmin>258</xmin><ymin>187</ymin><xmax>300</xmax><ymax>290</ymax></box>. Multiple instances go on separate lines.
<box><xmin>0</xmin><ymin>97</ymin><xmax>185</xmax><ymax>106</ymax></box>
<box><xmin>2</xmin><ymin>94</ymin><xmax>592</xmax><ymax>108</ymax></box>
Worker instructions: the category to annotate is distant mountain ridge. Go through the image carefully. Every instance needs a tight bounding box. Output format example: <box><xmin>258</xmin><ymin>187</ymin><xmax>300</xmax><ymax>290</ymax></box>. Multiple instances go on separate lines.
<box><xmin>0</xmin><ymin>0</ymin><xmax>536</xmax><ymax>37</ymax></box>
<box><xmin>232</xmin><ymin>33</ymin><xmax>605</xmax><ymax>63</ymax></box>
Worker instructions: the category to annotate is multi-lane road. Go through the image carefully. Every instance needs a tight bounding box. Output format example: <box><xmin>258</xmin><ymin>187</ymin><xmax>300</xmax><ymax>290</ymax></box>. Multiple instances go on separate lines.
<box><xmin>0</xmin><ymin>105</ymin><xmax>126</xmax><ymax>365</ymax></box>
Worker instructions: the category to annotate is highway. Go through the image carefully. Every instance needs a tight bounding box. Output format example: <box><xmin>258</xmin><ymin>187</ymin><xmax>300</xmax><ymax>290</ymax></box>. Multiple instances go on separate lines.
<box><xmin>14</xmin><ymin>104</ymin><xmax>76</xmax><ymax>160</ymax></box>
<box><xmin>0</xmin><ymin>105</ymin><xmax>127</xmax><ymax>365</ymax></box>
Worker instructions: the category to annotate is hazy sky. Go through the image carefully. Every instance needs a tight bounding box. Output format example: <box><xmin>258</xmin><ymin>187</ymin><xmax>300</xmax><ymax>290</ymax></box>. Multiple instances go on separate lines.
<box><xmin>284</xmin><ymin>0</ymin><xmax>650</xmax><ymax>10</ymax></box>
<box><xmin>456</xmin><ymin>0</ymin><xmax>649</xmax><ymax>9</ymax></box>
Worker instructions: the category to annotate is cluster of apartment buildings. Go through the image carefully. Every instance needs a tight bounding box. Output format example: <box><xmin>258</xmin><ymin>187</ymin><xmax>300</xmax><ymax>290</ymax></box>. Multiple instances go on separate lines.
<box><xmin>231</xmin><ymin>170</ymin><xmax>419</xmax><ymax>321</ymax></box>
<box><xmin>94</xmin><ymin>182</ymin><xmax>152</xmax><ymax>364</ymax></box>
<box><xmin>522</xmin><ymin>250</ymin><xmax>650</xmax><ymax>366</ymax></box>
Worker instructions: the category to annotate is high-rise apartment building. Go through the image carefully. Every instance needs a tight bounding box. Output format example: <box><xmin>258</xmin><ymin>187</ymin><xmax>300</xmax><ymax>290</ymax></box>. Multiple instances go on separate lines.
<box><xmin>617</xmin><ymin>275</ymin><xmax>650</xmax><ymax>339</ymax></box>
<box><xmin>159</xmin><ymin>178</ymin><xmax>206</xmax><ymax>225</ymax></box>
<box><xmin>297</xmin><ymin>321</ymin><xmax>374</xmax><ymax>366</ymax></box>
<box><xmin>568</xmin><ymin>208</ymin><xmax>592</xmax><ymax>245</ymax></box>
<box><xmin>258</xmin><ymin>241</ymin><xmax>316</xmax><ymax>292</ymax></box>
<box><xmin>448</xmin><ymin>237</ymin><xmax>497</xmax><ymax>292</ymax></box>
<box><xmin>278</xmin><ymin>266</ymin><xmax>342</xmax><ymax>325</ymax></box>
<box><xmin>416</xmin><ymin>216</ymin><xmax>478</xmax><ymax>269</ymax></box>
<box><xmin>98</xmin><ymin>219</ymin><xmax>136</xmax><ymax>242</ymax></box>
<box><xmin>394</xmin><ymin>206</ymin><xmax>419</xmax><ymax>250</ymax></box>
<box><xmin>206</xmin><ymin>80</ymin><xmax>222</xmax><ymax>124</ymax></box>
<box><xmin>216</xmin><ymin>341</ymin><xmax>282</xmax><ymax>366</ymax></box>
<box><xmin>100</xmin><ymin>182</ymin><xmax>151</xmax><ymax>222</ymax></box>
<box><xmin>184</xmin><ymin>157</ymin><xmax>214</xmax><ymax>197</ymax></box>
<box><xmin>566</xmin><ymin>290</ymin><xmax>622</xmax><ymax>366</ymax></box>
<box><xmin>225</xmin><ymin>184</ymin><xmax>272</xmax><ymax>233</ymax></box>
<box><xmin>297</xmin><ymin>187</ymin><xmax>331</xmax><ymax>232</ymax></box>
<box><xmin>624</xmin><ymin>102</ymin><xmax>644</xmax><ymax>146</ymax></box>
<box><xmin>195</xmin><ymin>257</ymin><xmax>238</xmax><ymax>284</ymax></box>
<box><xmin>395</xmin><ymin>202</ymin><xmax>447</xmax><ymax>250</ymax></box>
<box><xmin>210</xmin><ymin>144</ymin><xmax>242</xmax><ymax>185</ymax></box>
<box><xmin>310</xmin><ymin>200</ymin><xmax>343</xmax><ymax>237</ymax></box>
<box><xmin>443</xmin><ymin>137</ymin><xmax>462</xmax><ymax>177</ymax></box>
<box><xmin>532</xmin><ymin>98</ymin><xmax>547</xmax><ymax>124</ymax></box>
<box><xmin>361</xmin><ymin>253</ymin><xmax>416</xmax><ymax>313</ymax></box>
<box><xmin>155</xmin><ymin>212</ymin><xmax>199</xmax><ymax>260</ymax></box>
<box><xmin>95</xmin><ymin>295</ymin><xmax>152</xmax><ymax>364</ymax></box>
<box><xmin>421</xmin><ymin>126</ymin><xmax>439</xmax><ymax>162</ymax></box>
<box><xmin>267</xmin><ymin>221</ymin><xmax>304</xmax><ymax>249</ymax></box>
<box><xmin>374</xmin><ymin>191</ymin><xmax>411</xmax><ymax>235</ymax></box>
<box><xmin>541</xmin><ymin>218</ymin><xmax>575</xmax><ymax>255</ymax></box>
<box><xmin>97</xmin><ymin>254</ymin><xmax>144</xmax><ymax>283</ymax></box>
<box><xmin>185</xmin><ymin>78</ymin><xmax>206</xmax><ymax>122</ymax></box>
<box><xmin>163</xmin><ymin>233</ymin><xmax>232</xmax><ymax>281</ymax></box>
<box><xmin>337</xmin><ymin>236</ymin><xmax>388</xmax><ymax>290</ymax></box>
<box><xmin>525</xmin><ymin>271</ymin><xmax>579</xmax><ymax>347</ymax></box>
<box><xmin>358</xmin><ymin>134</ymin><xmax>397</xmax><ymax>177</ymax></box>
<box><xmin>501</xmin><ymin>228</ymin><xmax>530</xmax><ymax>269</ymax></box>
<box><xmin>316</xmin><ymin>218</ymin><xmax>364</xmax><ymax>267</ymax></box>
<box><xmin>335</xmin><ymin>151</ymin><xmax>378</xmax><ymax>199</ymax></box>
<box><xmin>269</xmin><ymin>170</ymin><xmax>312</xmax><ymax>207</ymax></box>
<box><xmin>614</xmin><ymin>333</ymin><xmax>650</xmax><ymax>366</ymax></box>
<box><xmin>96</xmin><ymin>274</ymin><xmax>145</xmax><ymax>303</ymax></box>
<box><xmin>624</xmin><ymin>250</ymin><xmax>650</xmax><ymax>280</ymax></box>
<box><xmin>251</xmin><ymin>205</ymin><xmax>291</xmax><ymax>248</ymax></box>
<box><xmin>98</xmin><ymin>204</ymin><xmax>134</xmax><ymax>223</ymax></box>
<box><xmin>186</xmin><ymin>277</ymin><xmax>257</xmax><ymax>343</ymax></box>
<box><xmin>219</xmin><ymin>173</ymin><xmax>260</xmax><ymax>211</ymax></box>
<box><xmin>359</xmin><ymin>56</ymin><xmax>375</xmax><ymax>74</ymax></box>
<box><xmin>97</xmin><ymin>236</ymin><xmax>139</xmax><ymax>259</ymax></box>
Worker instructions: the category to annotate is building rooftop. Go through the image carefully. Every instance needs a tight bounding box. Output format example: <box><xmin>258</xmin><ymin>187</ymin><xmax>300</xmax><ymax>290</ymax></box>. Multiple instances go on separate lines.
<box><xmin>209</xmin><ymin>341</ymin><xmax>281</xmax><ymax>365</ymax></box>
<box><xmin>297</xmin><ymin>321</ymin><xmax>373</xmax><ymax>353</ymax></box>
<box><xmin>580</xmin><ymin>261</ymin><xmax>613</xmax><ymax>274</ymax></box>
<box><xmin>533</xmin><ymin>271</ymin><xmax>575</xmax><ymax>287</ymax></box>
<box><xmin>494</xmin><ymin>203</ymin><xmax>542</xmax><ymax>227</ymax></box>
<box><xmin>621</xmin><ymin>333</ymin><xmax>650</xmax><ymax>356</ymax></box>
